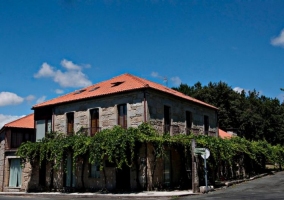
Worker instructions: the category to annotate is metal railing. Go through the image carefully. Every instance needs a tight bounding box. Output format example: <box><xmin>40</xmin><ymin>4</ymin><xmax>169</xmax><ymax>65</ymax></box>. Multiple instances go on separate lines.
<box><xmin>186</xmin><ymin>128</ymin><xmax>217</xmax><ymax>136</ymax></box>
<box><xmin>80</xmin><ymin>127</ymin><xmax>101</xmax><ymax>136</ymax></box>
<box><xmin>164</xmin><ymin>124</ymin><xmax>180</xmax><ymax>135</ymax></box>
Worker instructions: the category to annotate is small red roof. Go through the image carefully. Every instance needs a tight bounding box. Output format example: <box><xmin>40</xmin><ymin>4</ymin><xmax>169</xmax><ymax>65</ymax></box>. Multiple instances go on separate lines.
<box><xmin>2</xmin><ymin>114</ymin><xmax>34</xmax><ymax>130</ymax></box>
<box><xmin>219</xmin><ymin>129</ymin><xmax>233</xmax><ymax>139</ymax></box>
<box><xmin>33</xmin><ymin>73</ymin><xmax>217</xmax><ymax>110</ymax></box>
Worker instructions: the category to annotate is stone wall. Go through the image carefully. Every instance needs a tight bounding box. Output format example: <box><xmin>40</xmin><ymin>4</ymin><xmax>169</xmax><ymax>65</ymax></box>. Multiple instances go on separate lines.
<box><xmin>25</xmin><ymin>89</ymin><xmax>217</xmax><ymax>191</ymax></box>
<box><xmin>147</xmin><ymin>90</ymin><xmax>218</xmax><ymax>136</ymax></box>
<box><xmin>52</xmin><ymin>89</ymin><xmax>217</xmax><ymax>136</ymax></box>
<box><xmin>53</xmin><ymin>91</ymin><xmax>145</xmax><ymax>134</ymax></box>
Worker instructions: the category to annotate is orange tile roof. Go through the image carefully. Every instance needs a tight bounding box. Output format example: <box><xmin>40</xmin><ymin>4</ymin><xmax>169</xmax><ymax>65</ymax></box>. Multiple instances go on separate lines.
<box><xmin>33</xmin><ymin>73</ymin><xmax>217</xmax><ymax>110</ymax></box>
<box><xmin>2</xmin><ymin>113</ymin><xmax>34</xmax><ymax>129</ymax></box>
<box><xmin>219</xmin><ymin>128</ymin><xmax>233</xmax><ymax>139</ymax></box>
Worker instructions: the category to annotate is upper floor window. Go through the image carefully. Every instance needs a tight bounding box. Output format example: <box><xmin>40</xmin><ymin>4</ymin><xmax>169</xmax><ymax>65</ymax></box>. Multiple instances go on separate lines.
<box><xmin>11</xmin><ymin>132</ymin><xmax>34</xmax><ymax>148</ymax></box>
<box><xmin>204</xmin><ymin>115</ymin><xmax>209</xmax><ymax>135</ymax></box>
<box><xmin>67</xmin><ymin>113</ymin><xmax>74</xmax><ymax>135</ymax></box>
<box><xmin>164</xmin><ymin>105</ymin><xmax>171</xmax><ymax>133</ymax></box>
<box><xmin>36</xmin><ymin>119</ymin><xmax>51</xmax><ymax>141</ymax></box>
<box><xmin>90</xmin><ymin>109</ymin><xmax>99</xmax><ymax>136</ymax></box>
<box><xmin>186</xmin><ymin>111</ymin><xmax>192</xmax><ymax>134</ymax></box>
<box><xmin>118</xmin><ymin>104</ymin><xmax>127</xmax><ymax>129</ymax></box>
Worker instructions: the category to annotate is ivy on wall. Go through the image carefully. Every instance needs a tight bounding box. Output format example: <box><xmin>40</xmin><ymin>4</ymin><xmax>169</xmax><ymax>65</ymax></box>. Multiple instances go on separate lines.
<box><xmin>16</xmin><ymin>123</ymin><xmax>284</xmax><ymax>189</ymax></box>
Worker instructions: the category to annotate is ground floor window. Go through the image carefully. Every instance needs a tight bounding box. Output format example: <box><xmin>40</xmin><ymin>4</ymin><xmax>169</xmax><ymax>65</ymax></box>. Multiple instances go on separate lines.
<box><xmin>9</xmin><ymin>158</ymin><xmax>22</xmax><ymax>187</ymax></box>
<box><xmin>65</xmin><ymin>154</ymin><xmax>76</xmax><ymax>187</ymax></box>
<box><xmin>164</xmin><ymin>150</ymin><xmax>171</xmax><ymax>187</ymax></box>
<box><xmin>89</xmin><ymin>163</ymin><xmax>100</xmax><ymax>178</ymax></box>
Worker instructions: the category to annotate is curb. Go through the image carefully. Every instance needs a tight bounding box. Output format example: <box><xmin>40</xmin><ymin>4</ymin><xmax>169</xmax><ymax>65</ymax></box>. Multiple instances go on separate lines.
<box><xmin>0</xmin><ymin>191</ymin><xmax>196</xmax><ymax>198</ymax></box>
<box><xmin>218</xmin><ymin>173</ymin><xmax>269</xmax><ymax>187</ymax></box>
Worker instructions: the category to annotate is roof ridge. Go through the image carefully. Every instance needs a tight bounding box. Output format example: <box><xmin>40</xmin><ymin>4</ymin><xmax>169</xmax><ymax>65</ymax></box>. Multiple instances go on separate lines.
<box><xmin>4</xmin><ymin>113</ymin><xmax>33</xmax><ymax>126</ymax></box>
<box><xmin>32</xmin><ymin>73</ymin><xmax>217</xmax><ymax>110</ymax></box>
<box><xmin>125</xmin><ymin>74</ymin><xmax>149</xmax><ymax>87</ymax></box>
<box><xmin>133</xmin><ymin>76</ymin><xmax>217</xmax><ymax>109</ymax></box>
<box><xmin>33</xmin><ymin>73</ymin><xmax>132</xmax><ymax>108</ymax></box>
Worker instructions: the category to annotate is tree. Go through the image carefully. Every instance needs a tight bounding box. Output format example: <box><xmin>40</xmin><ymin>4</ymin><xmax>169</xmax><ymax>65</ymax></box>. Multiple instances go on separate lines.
<box><xmin>173</xmin><ymin>82</ymin><xmax>284</xmax><ymax>145</ymax></box>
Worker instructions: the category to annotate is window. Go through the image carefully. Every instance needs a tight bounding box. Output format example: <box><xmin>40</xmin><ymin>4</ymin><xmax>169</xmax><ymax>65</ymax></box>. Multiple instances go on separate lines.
<box><xmin>118</xmin><ymin>104</ymin><xmax>127</xmax><ymax>129</ymax></box>
<box><xmin>11</xmin><ymin>132</ymin><xmax>34</xmax><ymax>148</ymax></box>
<box><xmin>67</xmin><ymin>113</ymin><xmax>74</xmax><ymax>135</ymax></box>
<box><xmin>186</xmin><ymin>111</ymin><xmax>192</xmax><ymax>134</ymax></box>
<box><xmin>111</xmin><ymin>81</ymin><xmax>124</xmax><ymax>87</ymax></box>
<box><xmin>11</xmin><ymin>132</ymin><xmax>23</xmax><ymax>148</ymax></box>
<box><xmin>9</xmin><ymin>158</ymin><xmax>22</xmax><ymax>187</ymax></box>
<box><xmin>74</xmin><ymin>89</ymin><xmax>86</xmax><ymax>94</ymax></box>
<box><xmin>36</xmin><ymin>119</ymin><xmax>51</xmax><ymax>141</ymax></box>
<box><xmin>164</xmin><ymin>106</ymin><xmax>171</xmax><ymax>133</ymax></box>
<box><xmin>65</xmin><ymin>154</ymin><xmax>75</xmax><ymax>187</ymax></box>
<box><xmin>89</xmin><ymin>162</ymin><xmax>100</xmax><ymax>178</ymax></box>
<box><xmin>164</xmin><ymin>150</ymin><xmax>171</xmax><ymax>187</ymax></box>
<box><xmin>39</xmin><ymin>159</ymin><xmax>46</xmax><ymax>186</ymax></box>
<box><xmin>90</xmin><ymin>109</ymin><xmax>99</xmax><ymax>136</ymax></box>
<box><xmin>204</xmin><ymin>115</ymin><xmax>209</xmax><ymax>135</ymax></box>
<box><xmin>89</xmin><ymin>86</ymin><xmax>100</xmax><ymax>92</ymax></box>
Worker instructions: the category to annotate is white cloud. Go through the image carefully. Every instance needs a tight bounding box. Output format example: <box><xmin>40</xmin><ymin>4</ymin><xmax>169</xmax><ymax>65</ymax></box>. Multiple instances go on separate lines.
<box><xmin>171</xmin><ymin>76</ymin><xmax>182</xmax><ymax>86</ymax></box>
<box><xmin>233</xmin><ymin>87</ymin><xmax>245</xmax><ymax>94</ymax></box>
<box><xmin>34</xmin><ymin>59</ymin><xmax>92</xmax><ymax>88</ymax></box>
<box><xmin>0</xmin><ymin>92</ymin><xmax>24</xmax><ymax>106</ymax></box>
<box><xmin>277</xmin><ymin>93</ymin><xmax>284</xmax><ymax>103</ymax></box>
<box><xmin>233</xmin><ymin>87</ymin><xmax>259</xmax><ymax>95</ymax></box>
<box><xmin>151</xmin><ymin>71</ymin><xmax>159</xmax><ymax>78</ymax></box>
<box><xmin>25</xmin><ymin>95</ymin><xmax>36</xmax><ymax>102</ymax></box>
<box><xmin>55</xmin><ymin>89</ymin><xmax>64</xmax><ymax>94</ymax></box>
<box><xmin>151</xmin><ymin>72</ymin><xmax>182</xmax><ymax>86</ymax></box>
<box><xmin>271</xmin><ymin>29</ymin><xmax>284</xmax><ymax>48</ymax></box>
<box><xmin>61</xmin><ymin>59</ymin><xmax>81</xmax><ymax>70</ymax></box>
<box><xmin>150</xmin><ymin>72</ymin><xmax>167</xmax><ymax>82</ymax></box>
<box><xmin>0</xmin><ymin>114</ymin><xmax>25</xmax><ymax>129</ymax></box>
<box><xmin>34</xmin><ymin>63</ymin><xmax>55</xmax><ymax>78</ymax></box>
<box><xmin>53</xmin><ymin>70</ymin><xmax>92</xmax><ymax>88</ymax></box>
<box><xmin>36</xmin><ymin>96</ymin><xmax>46</xmax><ymax>104</ymax></box>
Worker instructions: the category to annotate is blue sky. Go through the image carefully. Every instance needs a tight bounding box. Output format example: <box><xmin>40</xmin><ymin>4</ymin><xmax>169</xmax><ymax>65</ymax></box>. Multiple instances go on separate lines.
<box><xmin>1</xmin><ymin>0</ymin><xmax>284</xmax><ymax>127</ymax></box>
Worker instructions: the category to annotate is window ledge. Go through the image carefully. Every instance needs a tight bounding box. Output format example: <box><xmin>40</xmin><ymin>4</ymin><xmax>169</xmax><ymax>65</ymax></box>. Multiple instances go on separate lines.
<box><xmin>5</xmin><ymin>149</ymin><xmax>17</xmax><ymax>152</ymax></box>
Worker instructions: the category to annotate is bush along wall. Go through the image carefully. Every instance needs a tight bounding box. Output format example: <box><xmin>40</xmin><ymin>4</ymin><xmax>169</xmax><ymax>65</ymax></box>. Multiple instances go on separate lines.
<box><xmin>16</xmin><ymin>123</ymin><xmax>284</xmax><ymax>191</ymax></box>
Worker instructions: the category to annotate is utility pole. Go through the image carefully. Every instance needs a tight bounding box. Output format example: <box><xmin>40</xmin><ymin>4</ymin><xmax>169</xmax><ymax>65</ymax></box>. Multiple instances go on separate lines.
<box><xmin>191</xmin><ymin>139</ymin><xmax>199</xmax><ymax>193</ymax></box>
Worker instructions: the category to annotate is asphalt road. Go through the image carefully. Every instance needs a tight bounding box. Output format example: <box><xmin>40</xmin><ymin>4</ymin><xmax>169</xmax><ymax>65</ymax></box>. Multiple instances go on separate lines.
<box><xmin>0</xmin><ymin>171</ymin><xmax>283</xmax><ymax>200</ymax></box>
<box><xmin>180</xmin><ymin>171</ymin><xmax>284</xmax><ymax>200</ymax></box>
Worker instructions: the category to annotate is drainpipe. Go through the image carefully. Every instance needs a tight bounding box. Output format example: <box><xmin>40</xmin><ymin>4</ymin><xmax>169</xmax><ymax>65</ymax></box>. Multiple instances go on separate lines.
<box><xmin>143</xmin><ymin>90</ymin><xmax>147</xmax><ymax>122</ymax></box>
<box><xmin>52</xmin><ymin>108</ymin><xmax>55</xmax><ymax>132</ymax></box>
<box><xmin>143</xmin><ymin>89</ymin><xmax>148</xmax><ymax>189</ymax></box>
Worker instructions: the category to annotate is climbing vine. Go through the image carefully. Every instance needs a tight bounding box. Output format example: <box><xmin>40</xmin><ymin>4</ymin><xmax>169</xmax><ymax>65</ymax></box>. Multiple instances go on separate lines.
<box><xmin>16</xmin><ymin>123</ymin><xmax>284</xmax><ymax>188</ymax></box>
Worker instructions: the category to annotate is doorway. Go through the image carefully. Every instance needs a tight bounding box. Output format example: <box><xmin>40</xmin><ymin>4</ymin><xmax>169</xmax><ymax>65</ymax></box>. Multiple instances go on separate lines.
<box><xmin>9</xmin><ymin>158</ymin><xmax>22</xmax><ymax>187</ymax></box>
<box><xmin>116</xmin><ymin>164</ymin><xmax>130</xmax><ymax>191</ymax></box>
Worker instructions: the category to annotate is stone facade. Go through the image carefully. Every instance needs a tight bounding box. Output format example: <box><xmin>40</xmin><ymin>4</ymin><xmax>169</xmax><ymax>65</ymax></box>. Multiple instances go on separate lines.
<box><xmin>0</xmin><ymin>128</ymin><xmax>35</xmax><ymax>192</ymax></box>
<box><xmin>28</xmin><ymin>88</ymin><xmax>218</xmax><ymax>191</ymax></box>
<box><xmin>147</xmin><ymin>90</ymin><xmax>218</xmax><ymax>136</ymax></box>
<box><xmin>53</xmin><ymin>91</ymin><xmax>145</xmax><ymax>134</ymax></box>
<box><xmin>52</xmin><ymin>89</ymin><xmax>217</xmax><ymax>137</ymax></box>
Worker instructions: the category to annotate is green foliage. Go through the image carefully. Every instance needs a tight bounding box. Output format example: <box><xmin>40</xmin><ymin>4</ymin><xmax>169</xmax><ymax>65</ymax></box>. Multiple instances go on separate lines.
<box><xmin>173</xmin><ymin>82</ymin><xmax>284</xmax><ymax>145</ymax></box>
<box><xmin>17</xmin><ymin>123</ymin><xmax>284</xmax><ymax>175</ymax></box>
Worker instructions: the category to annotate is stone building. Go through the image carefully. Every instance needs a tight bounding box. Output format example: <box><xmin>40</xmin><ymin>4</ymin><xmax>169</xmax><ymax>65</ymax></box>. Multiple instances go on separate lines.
<box><xmin>29</xmin><ymin>73</ymin><xmax>218</xmax><ymax>192</ymax></box>
<box><xmin>0</xmin><ymin>114</ymin><xmax>35</xmax><ymax>192</ymax></box>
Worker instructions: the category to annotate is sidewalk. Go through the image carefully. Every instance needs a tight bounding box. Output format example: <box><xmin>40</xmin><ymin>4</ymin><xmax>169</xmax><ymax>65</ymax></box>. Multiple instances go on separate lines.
<box><xmin>0</xmin><ymin>173</ymin><xmax>272</xmax><ymax>198</ymax></box>
<box><xmin>0</xmin><ymin>190</ymin><xmax>196</xmax><ymax>198</ymax></box>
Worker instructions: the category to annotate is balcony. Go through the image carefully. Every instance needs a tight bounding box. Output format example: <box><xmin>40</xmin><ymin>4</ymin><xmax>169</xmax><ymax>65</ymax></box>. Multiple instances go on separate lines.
<box><xmin>79</xmin><ymin>127</ymin><xmax>101</xmax><ymax>136</ymax></box>
<box><xmin>186</xmin><ymin>128</ymin><xmax>217</xmax><ymax>137</ymax></box>
<box><xmin>164</xmin><ymin>124</ymin><xmax>180</xmax><ymax>136</ymax></box>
